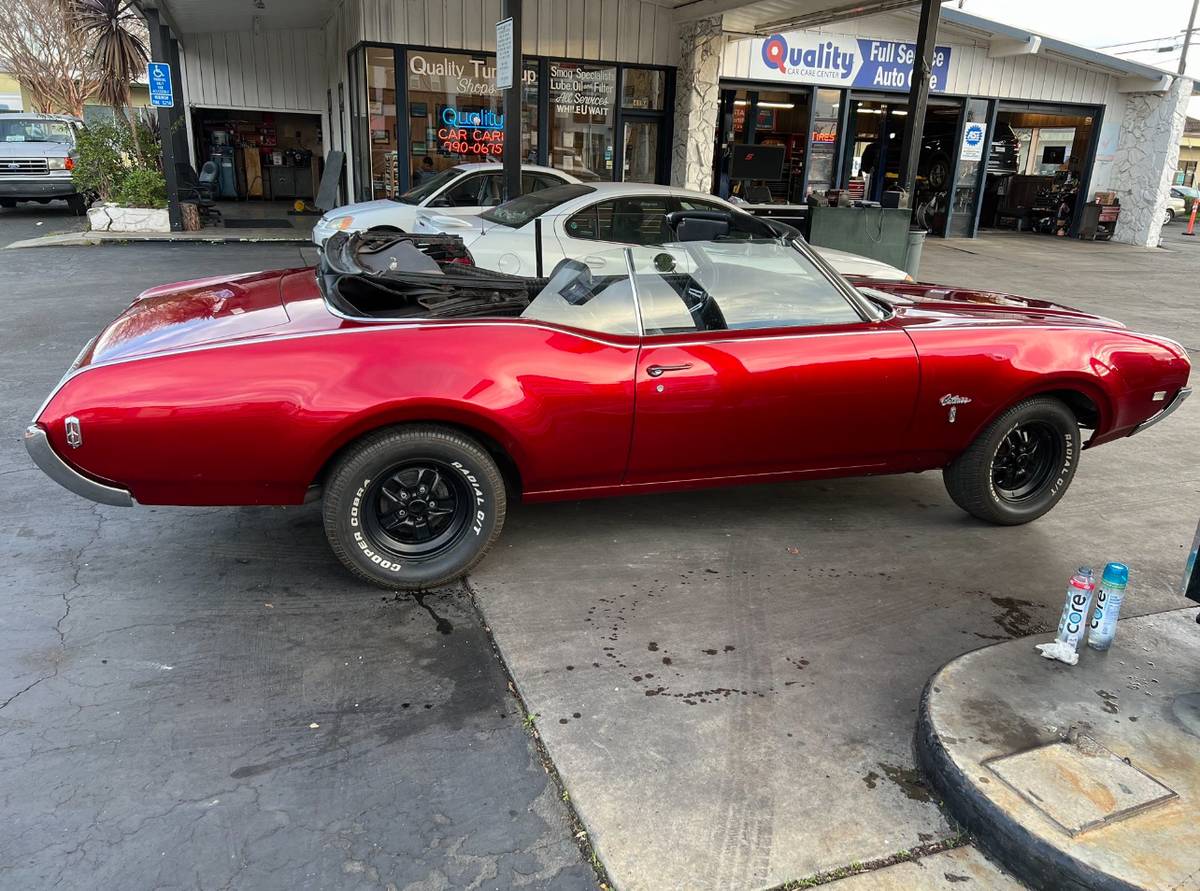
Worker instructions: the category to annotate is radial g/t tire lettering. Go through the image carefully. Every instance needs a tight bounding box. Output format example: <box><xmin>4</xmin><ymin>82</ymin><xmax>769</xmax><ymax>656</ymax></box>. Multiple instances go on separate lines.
<box><xmin>943</xmin><ymin>397</ymin><xmax>1080</xmax><ymax>526</ymax></box>
<box><xmin>322</xmin><ymin>425</ymin><xmax>506</xmax><ymax>589</ymax></box>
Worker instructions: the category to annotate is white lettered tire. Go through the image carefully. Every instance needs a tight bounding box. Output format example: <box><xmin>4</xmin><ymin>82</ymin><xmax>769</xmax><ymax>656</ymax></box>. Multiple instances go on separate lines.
<box><xmin>323</xmin><ymin>425</ymin><xmax>506</xmax><ymax>589</ymax></box>
<box><xmin>943</xmin><ymin>397</ymin><xmax>1080</xmax><ymax>525</ymax></box>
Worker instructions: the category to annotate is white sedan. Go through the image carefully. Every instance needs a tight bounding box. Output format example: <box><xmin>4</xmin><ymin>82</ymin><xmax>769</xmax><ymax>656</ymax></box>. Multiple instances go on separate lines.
<box><xmin>311</xmin><ymin>162</ymin><xmax>579</xmax><ymax>246</ymax></box>
<box><xmin>412</xmin><ymin>182</ymin><xmax>913</xmax><ymax>281</ymax></box>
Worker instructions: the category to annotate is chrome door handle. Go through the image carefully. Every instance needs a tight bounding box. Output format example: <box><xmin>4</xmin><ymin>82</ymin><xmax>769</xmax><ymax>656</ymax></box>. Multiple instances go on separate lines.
<box><xmin>646</xmin><ymin>363</ymin><xmax>693</xmax><ymax>377</ymax></box>
<box><xmin>582</xmin><ymin>254</ymin><xmax>607</xmax><ymax>267</ymax></box>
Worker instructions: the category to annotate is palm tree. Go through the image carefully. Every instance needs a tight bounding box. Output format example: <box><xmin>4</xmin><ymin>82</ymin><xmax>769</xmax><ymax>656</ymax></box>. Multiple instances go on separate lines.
<box><xmin>71</xmin><ymin>0</ymin><xmax>149</xmax><ymax>154</ymax></box>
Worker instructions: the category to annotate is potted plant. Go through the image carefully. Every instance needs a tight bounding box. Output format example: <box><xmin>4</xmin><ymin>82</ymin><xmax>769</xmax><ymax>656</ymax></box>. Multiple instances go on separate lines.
<box><xmin>72</xmin><ymin>118</ymin><xmax>169</xmax><ymax>233</ymax></box>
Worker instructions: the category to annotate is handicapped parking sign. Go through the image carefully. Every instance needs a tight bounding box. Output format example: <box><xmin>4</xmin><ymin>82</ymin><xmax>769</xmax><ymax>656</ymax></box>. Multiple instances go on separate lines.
<box><xmin>960</xmin><ymin>122</ymin><xmax>986</xmax><ymax>162</ymax></box>
<box><xmin>148</xmin><ymin>62</ymin><xmax>174</xmax><ymax>108</ymax></box>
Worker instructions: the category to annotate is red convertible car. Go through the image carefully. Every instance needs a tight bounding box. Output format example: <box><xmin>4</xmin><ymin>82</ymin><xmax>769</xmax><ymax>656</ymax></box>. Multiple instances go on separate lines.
<box><xmin>25</xmin><ymin>220</ymin><xmax>1191</xmax><ymax>589</ymax></box>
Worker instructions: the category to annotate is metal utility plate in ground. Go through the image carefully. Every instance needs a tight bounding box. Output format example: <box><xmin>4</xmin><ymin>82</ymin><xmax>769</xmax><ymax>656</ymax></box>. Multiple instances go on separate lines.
<box><xmin>223</xmin><ymin>218</ymin><xmax>295</xmax><ymax>229</ymax></box>
<box><xmin>984</xmin><ymin>738</ymin><xmax>1176</xmax><ymax>836</ymax></box>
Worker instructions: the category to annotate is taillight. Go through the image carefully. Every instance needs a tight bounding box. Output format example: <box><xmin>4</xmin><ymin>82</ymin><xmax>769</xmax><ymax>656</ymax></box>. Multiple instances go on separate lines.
<box><xmin>449</xmin><ymin>254</ymin><xmax>474</xmax><ymax>266</ymax></box>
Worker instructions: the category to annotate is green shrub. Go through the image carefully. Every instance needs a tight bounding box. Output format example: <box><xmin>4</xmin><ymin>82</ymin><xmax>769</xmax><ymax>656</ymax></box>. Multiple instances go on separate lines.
<box><xmin>72</xmin><ymin>117</ymin><xmax>165</xmax><ymax>208</ymax></box>
<box><xmin>111</xmin><ymin>166</ymin><xmax>167</xmax><ymax>209</ymax></box>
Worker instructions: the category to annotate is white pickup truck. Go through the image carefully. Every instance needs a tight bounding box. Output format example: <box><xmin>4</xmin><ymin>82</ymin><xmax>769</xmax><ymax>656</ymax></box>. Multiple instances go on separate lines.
<box><xmin>0</xmin><ymin>112</ymin><xmax>86</xmax><ymax>215</ymax></box>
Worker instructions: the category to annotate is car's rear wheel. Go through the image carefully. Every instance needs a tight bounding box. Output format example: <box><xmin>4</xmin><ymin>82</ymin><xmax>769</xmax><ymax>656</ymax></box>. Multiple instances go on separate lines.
<box><xmin>1165</xmin><ymin>208</ymin><xmax>1176</xmax><ymax>225</ymax></box>
<box><xmin>943</xmin><ymin>397</ymin><xmax>1080</xmax><ymax>525</ymax></box>
<box><xmin>322</xmin><ymin>425</ymin><xmax>506</xmax><ymax>589</ymax></box>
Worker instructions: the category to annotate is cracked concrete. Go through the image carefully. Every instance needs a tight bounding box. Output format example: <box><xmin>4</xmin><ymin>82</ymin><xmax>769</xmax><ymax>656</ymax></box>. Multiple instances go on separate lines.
<box><xmin>0</xmin><ymin>241</ymin><xmax>594</xmax><ymax>890</ymax></box>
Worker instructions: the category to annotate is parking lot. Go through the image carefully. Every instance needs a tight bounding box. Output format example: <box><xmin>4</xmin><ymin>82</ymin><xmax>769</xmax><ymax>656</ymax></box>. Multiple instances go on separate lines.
<box><xmin>1</xmin><ymin>220</ymin><xmax>1197</xmax><ymax>889</ymax></box>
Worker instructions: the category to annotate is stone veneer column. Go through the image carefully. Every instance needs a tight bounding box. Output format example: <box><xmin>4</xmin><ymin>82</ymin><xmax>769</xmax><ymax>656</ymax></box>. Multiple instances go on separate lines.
<box><xmin>671</xmin><ymin>16</ymin><xmax>725</xmax><ymax>192</ymax></box>
<box><xmin>1111</xmin><ymin>76</ymin><xmax>1192</xmax><ymax>246</ymax></box>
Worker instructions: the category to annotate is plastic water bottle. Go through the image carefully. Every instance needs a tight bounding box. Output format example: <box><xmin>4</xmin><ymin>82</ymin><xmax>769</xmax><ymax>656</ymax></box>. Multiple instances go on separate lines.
<box><xmin>1055</xmin><ymin>566</ymin><xmax>1096</xmax><ymax>653</ymax></box>
<box><xmin>1087</xmin><ymin>563</ymin><xmax>1130</xmax><ymax>651</ymax></box>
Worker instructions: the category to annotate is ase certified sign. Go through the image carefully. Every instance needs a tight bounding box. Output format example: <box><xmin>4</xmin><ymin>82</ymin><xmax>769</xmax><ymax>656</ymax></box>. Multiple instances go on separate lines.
<box><xmin>960</xmin><ymin>122</ymin><xmax>987</xmax><ymax>162</ymax></box>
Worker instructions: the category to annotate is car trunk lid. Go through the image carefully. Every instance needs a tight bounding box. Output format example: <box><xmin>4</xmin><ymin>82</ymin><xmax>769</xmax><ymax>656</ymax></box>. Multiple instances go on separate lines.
<box><xmin>79</xmin><ymin>269</ymin><xmax>295</xmax><ymax>366</ymax></box>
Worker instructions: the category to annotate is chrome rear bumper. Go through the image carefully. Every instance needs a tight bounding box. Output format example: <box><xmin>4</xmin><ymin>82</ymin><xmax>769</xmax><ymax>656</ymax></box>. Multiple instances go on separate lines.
<box><xmin>1130</xmin><ymin>387</ymin><xmax>1192</xmax><ymax>436</ymax></box>
<box><xmin>23</xmin><ymin>425</ymin><xmax>134</xmax><ymax>507</ymax></box>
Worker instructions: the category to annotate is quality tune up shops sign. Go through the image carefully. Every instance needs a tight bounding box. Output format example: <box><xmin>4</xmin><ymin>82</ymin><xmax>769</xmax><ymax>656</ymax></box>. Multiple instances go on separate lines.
<box><xmin>753</xmin><ymin>33</ymin><xmax>953</xmax><ymax>92</ymax></box>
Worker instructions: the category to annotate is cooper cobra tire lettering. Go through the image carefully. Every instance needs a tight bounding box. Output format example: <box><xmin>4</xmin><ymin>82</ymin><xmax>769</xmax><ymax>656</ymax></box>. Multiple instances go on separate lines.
<box><xmin>324</xmin><ymin>426</ymin><xmax>507</xmax><ymax>590</ymax></box>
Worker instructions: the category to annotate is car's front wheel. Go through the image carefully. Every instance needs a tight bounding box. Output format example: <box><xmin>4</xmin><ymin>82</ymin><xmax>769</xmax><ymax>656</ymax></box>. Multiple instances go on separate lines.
<box><xmin>943</xmin><ymin>397</ymin><xmax>1080</xmax><ymax>525</ymax></box>
<box><xmin>322</xmin><ymin>425</ymin><xmax>506</xmax><ymax>589</ymax></box>
<box><xmin>1165</xmin><ymin>208</ymin><xmax>1176</xmax><ymax>225</ymax></box>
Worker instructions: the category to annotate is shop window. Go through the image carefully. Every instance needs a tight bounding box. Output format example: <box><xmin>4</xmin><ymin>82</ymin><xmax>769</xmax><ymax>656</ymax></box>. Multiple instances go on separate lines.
<box><xmin>365</xmin><ymin>47</ymin><xmax>398</xmax><ymax>199</ymax></box>
<box><xmin>623</xmin><ymin>69</ymin><xmax>665</xmax><ymax>110</ymax></box>
<box><xmin>550</xmin><ymin>62</ymin><xmax>617</xmax><ymax>181</ymax></box>
<box><xmin>714</xmin><ymin>88</ymin><xmax>812</xmax><ymax>202</ymax></box>
<box><xmin>403</xmin><ymin>52</ymin><xmax>539</xmax><ymax>188</ymax></box>
<box><xmin>622</xmin><ymin>120</ymin><xmax>658</xmax><ymax>184</ymax></box>
<box><xmin>807</xmin><ymin>89</ymin><xmax>840</xmax><ymax>195</ymax></box>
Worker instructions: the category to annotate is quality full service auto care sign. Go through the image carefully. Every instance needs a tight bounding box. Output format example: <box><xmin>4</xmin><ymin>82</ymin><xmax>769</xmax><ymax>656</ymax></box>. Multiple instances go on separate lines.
<box><xmin>752</xmin><ymin>33</ymin><xmax>952</xmax><ymax>93</ymax></box>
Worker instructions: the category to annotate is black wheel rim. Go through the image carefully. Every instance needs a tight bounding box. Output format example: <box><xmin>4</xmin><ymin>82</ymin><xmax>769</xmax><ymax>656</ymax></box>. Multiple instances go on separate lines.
<box><xmin>362</xmin><ymin>461</ymin><xmax>471</xmax><ymax>561</ymax></box>
<box><xmin>991</xmin><ymin>421</ymin><xmax>1063</xmax><ymax>503</ymax></box>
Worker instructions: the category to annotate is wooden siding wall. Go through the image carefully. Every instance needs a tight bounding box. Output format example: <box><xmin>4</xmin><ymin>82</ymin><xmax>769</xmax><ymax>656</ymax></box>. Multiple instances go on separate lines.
<box><xmin>347</xmin><ymin>0</ymin><xmax>678</xmax><ymax>66</ymax></box>
<box><xmin>181</xmin><ymin>29</ymin><xmax>327</xmax><ymax>112</ymax></box>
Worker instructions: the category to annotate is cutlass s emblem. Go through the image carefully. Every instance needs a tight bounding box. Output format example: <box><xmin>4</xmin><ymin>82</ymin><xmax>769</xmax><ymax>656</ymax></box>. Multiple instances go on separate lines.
<box><xmin>65</xmin><ymin>416</ymin><xmax>82</xmax><ymax>448</ymax></box>
<box><xmin>939</xmin><ymin>394</ymin><xmax>972</xmax><ymax>424</ymax></box>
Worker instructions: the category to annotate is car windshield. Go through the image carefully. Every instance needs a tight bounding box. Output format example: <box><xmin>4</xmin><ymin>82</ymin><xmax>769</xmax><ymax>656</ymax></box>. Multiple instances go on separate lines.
<box><xmin>394</xmin><ymin>167</ymin><xmax>465</xmax><ymax>205</ymax></box>
<box><xmin>480</xmin><ymin>184</ymin><xmax>596</xmax><ymax>228</ymax></box>
<box><xmin>521</xmin><ymin>234</ymin><xmax>875</xmax><ymax>335</ymax></box>
<box><xmin>1</xmin><ymin>118</ymin><xmax>75</xmax><ymax>145</ymax></box>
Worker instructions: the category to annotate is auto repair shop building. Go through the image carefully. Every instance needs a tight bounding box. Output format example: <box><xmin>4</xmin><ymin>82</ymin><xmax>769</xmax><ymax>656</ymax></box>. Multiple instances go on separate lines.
<box><xmin>138</xmin><ymin>0</ymin><xmax>1189</xmax><ymax>247</ymax></box>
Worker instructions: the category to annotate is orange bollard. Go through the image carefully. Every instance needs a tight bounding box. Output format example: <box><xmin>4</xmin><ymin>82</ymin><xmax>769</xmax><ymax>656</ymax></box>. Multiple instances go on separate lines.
<box><xmin>1185</xmin><ymin>199</ymin><xmax>1199</xmax><ymax>237</ymax></box>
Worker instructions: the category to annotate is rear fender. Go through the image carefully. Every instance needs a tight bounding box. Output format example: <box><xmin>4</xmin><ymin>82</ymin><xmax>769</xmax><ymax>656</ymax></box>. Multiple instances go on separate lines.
<box><xmin>306</xmin><ymin>400</ymin><xmax>529</xmax><ymax>493</ymax></box>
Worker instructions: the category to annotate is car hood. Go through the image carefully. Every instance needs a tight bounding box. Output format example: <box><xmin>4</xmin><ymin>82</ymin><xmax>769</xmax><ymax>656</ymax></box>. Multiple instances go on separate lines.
<box><xmin>79</xmin><ymin>270</ymin><xmax>297</xmax><ymax>366</ymax></box>
<box><xmin>816</xmin><ymin>246</ymin><xmax>909</xmax><ymax>281</ymax></box>
<box><xmin>413</xmin><ymin>210</ymin><xmax>496</xmax><ymax>243</ymax></box>
<box><xmin>0</xmin><ymin>141</ymin><xmax>73</xmax><ymax>158</ymax></box>
<box><xmin>862</xmin><ymin>281</ymin><xmax>1126</xmax><ymax>329</ymax></box>
<box><xmin>322</xmin><ymin>199</ymin><xmax>417</xmax><ymax>228</ymax></box>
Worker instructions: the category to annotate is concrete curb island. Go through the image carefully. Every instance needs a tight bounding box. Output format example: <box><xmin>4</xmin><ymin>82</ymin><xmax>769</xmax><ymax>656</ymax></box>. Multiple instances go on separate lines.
<box><xmin>916</xmin><ymin>607</ymin><xmax>1200</xmax><ymax>891</ymax></box>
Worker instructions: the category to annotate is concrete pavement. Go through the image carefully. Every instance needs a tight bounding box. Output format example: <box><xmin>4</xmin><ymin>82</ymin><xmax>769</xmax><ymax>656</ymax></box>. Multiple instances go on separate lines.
<box><xmin>0</xmin><ymin>242</ymin><xmax>594</xmax><ymax>890</ymax></box>
<box><xmin>469</xmin><ymin>232</ymin><xmax>1199</xmax><ymax>889</ymax></box>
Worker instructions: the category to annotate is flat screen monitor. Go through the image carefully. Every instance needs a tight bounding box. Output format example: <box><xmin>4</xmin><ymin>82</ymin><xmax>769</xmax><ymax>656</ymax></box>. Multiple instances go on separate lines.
<box><xmin>1041</xmin><ymin>145</ymin><xmax>1067</xmax><ymax>165</ymax></box>
<box><xmin>730</xmin><ymin>143</ymin><xmax>786</xmax><ymax>181</ymax></box>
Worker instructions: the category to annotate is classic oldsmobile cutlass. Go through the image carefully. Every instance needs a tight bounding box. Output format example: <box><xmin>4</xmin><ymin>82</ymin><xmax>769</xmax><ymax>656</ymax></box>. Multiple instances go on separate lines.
<box><xmin>25</xmin><ymin>219</ymin><xmax>1191</xmax><ymax>589</ymax></box>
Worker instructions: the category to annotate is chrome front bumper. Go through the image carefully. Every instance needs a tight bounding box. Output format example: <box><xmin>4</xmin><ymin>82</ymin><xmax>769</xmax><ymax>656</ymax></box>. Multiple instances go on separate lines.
<box><xmin>23</xmin><ymin>425</ymin><xmax>134</xmax><ymax>507</ymax></box>
<box><xmin>1130</xmin><ymin>387</ymin><xmax>1192</xmax><ymax>436</ymax></box>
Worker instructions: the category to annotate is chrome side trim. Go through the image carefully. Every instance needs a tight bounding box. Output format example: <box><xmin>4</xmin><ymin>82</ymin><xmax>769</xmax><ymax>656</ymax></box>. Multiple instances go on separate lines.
<box><xmin>1130</xmin><ymin>387</ymin><xmax>1191</xmax><ymax>436</ymax></box>
<box><xmin>23</xmin><ymin>425</ymin><xmax>134</xmax><ymax>507</ymax></box>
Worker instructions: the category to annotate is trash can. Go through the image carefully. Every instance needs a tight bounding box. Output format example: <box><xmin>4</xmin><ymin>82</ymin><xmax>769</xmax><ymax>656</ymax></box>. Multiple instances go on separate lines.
<box><xmin>904</xmin><ymin>227</ymin><xmax>926</xmax><ymax>280</ymax></box>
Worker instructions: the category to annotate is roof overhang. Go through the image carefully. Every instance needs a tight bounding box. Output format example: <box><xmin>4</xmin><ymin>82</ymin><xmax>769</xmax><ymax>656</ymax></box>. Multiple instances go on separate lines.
<box><xmin>939</xmin><ymin>7</ymin><xmax>1177</xmax><ymax>92</ymax></box>
<box><xmin>137</xmin><ymin>0</ymin><xmax>335</xmax><ymax>38</ymax></box>
<box><xmin>666</xmin><ymin>0</ymin><xmax>921</xmax><ymax>28</ymax></box>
